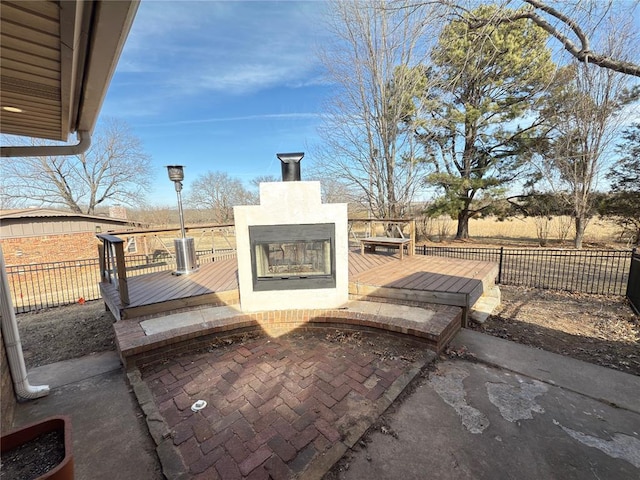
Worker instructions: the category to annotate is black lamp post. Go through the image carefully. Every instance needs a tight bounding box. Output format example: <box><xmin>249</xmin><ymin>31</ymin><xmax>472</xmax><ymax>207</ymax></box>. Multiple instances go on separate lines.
<box><xmin>166</xmin><ymin>165</ymin><xmax>197</xmax><ymax>274</ymax></box>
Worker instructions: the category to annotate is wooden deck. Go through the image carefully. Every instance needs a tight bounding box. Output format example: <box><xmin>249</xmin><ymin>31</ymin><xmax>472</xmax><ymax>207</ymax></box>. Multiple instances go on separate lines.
<box><xmin>104</xmin><ymin>251</ymin><xmax>499</xmax><ymax>364</ymax></box>
<box><xmin>350</xmin><ymin>254</ymin><xmax>498</xmax><ymax>317</ymax></box>
<box><xmin>101</xmin><ymin>252</ymin><xmax>498</xmax><ymax>323</ymax></box>
<box><xmin>100</xmin><ymin>257</ymin><xmax>240</xmax><ymax>321</ymax></box>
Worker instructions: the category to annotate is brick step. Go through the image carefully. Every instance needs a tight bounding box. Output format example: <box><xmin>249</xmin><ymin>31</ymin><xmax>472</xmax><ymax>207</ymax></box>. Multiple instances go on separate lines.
<box><xmin>114</xmin><ymin>301</ymin><xmax>462</xmax><ymax>368</ymax></box>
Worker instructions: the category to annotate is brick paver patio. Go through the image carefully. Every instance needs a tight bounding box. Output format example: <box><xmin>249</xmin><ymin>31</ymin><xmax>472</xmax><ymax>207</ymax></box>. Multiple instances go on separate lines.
<box><xmin>133</xmin><ymin>329</ymin><xmax>434</xmax><ymax>479</ymax></box>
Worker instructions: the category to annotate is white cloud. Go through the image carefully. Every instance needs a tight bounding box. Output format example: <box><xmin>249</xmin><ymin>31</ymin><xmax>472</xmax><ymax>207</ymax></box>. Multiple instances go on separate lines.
<box><xmin>115</xmin><ymin>1</ymin><xmax>330</xmax><ymax>99</ymax></box>
<box><xmin>137</xmin><ymin>112</ymin><xmax>321</xmax><ymax>128</ymax></box>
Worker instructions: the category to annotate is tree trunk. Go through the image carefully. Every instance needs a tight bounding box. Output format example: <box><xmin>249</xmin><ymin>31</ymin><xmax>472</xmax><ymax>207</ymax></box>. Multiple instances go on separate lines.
<box><xmin>456</xmin><ymin>210</ymin><xmax>470</xmax><ymax>239</ymax></box>
<box><xmin>574</xmin><ymin>215</ymin><xmax>586</xmax><ymax>249</ymax></box>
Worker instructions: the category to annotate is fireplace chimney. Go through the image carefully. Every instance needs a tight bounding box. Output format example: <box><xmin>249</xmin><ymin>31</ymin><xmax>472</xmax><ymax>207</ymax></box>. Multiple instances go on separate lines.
<box><xmin>277</xmin><ymin>152</ymin><xmax>304</xmax><ymax>181</ymax></box>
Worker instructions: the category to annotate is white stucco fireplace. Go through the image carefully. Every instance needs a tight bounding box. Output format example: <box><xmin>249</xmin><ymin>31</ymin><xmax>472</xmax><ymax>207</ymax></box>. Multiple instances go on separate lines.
<box><xmin>234</xmin><ymin>167</ymin><xmax>348</xmax><ymax>312</ymax></box>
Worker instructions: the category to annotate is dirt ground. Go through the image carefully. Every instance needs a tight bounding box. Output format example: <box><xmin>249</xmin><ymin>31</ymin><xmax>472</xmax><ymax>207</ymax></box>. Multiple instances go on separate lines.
<box><xmin>469</xmin><ymin>285</ymin><xmax>640</xmax><ymax>376</ymax></box>
<box><xmin>17</xmin><ymin>301</ymin><xmax>115</xmax><ymax>369</ymax></box>
<box><xmin>14</xmin><ymin>287</ymin><xmax>639</xmax><ymax>376</ymax></box>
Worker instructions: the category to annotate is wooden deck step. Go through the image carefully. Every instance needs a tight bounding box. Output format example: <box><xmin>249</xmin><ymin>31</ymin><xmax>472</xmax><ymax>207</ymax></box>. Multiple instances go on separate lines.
<box><xmin>350</xmin><ymin>255</ymin><xmax>499</xmax><ymax>325</ymax></box>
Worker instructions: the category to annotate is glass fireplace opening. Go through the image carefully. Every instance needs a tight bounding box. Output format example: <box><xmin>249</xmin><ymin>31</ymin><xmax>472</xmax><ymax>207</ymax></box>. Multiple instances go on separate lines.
<box><xmin>249</xmin><ymin>224</ymin><xmax>336</xmax><ymax>291</ymax></box>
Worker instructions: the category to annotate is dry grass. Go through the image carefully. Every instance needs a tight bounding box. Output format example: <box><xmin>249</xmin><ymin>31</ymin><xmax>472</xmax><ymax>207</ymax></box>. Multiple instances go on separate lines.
<box><xmin>133</xmin><ymin>229</ymin><xmax>237</xmax><ymax>255</ymax></box>
<box><xmin>418</xmin><ymin>215</ymin><xmax>627</xmax><ymax>248</ymax></box>
<box><xmin>130</xmin><ymin>216</ymin><xmax>627</xmax><ymax>253</ymax></box>
<box><xmin>473</xmin><ymin>286</ymin><xmax>640</xmax><ymax>375</ymax></box>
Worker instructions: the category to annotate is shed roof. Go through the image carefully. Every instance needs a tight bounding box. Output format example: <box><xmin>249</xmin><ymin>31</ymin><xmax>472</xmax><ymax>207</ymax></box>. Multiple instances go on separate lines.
<box><xmin>0</xmin><ymin>208</ymin><xmax>138</xmax><ymax>225</ymax></box>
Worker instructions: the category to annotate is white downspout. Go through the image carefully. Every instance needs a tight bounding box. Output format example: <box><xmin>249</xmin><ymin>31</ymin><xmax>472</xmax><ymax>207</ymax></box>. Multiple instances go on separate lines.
<box><xmin>0</xmin><ymin>244</ymin><xmax>49</xmax><ymax>399</ymax></box>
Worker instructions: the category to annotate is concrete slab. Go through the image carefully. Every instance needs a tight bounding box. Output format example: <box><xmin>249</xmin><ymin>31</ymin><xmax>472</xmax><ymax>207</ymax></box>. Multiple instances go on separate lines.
<box><xmin>27</xmin><ymin>350</ymin><xmax>121</xmax><ymax>389</ymax></box>
<box><xmin>469</xmin><ymin>296</ymin><xmax>500</xmax><ymax>324</ymax></box>
<box><xmin>140</xmin><ymin>304</ymin><xmax>243</xmax><ymax>335</ymax></box>
<box><xmin>339</xmin><ymin>358</ymin><xmax>640</xmax><ymax>479</ymax></box>
<box><xmin>344</xmin><ymin>300</ymin><xmax>436</xmax><ymax>323</ymax></box>
<box><xmin>452</xmin><ymin>329</ymin><xmax>640</xmax><ymax>414</ymax></box>
<box><xmin>13</xmin><ymin>355</ymin><xmax>162</xmax><ymax>480</ymax></box>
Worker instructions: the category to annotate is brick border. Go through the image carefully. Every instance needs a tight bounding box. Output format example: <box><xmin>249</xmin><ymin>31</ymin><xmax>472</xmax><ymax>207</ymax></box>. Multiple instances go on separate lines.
<box><xmin>301</xmin><ymin>351</ymin><xmax>433</xmax><ymax>480</ymax></box>
<box><xmin>115</xmin><ymin>304</ymin><xmax>461</xmax><ymax>369</ymax></box>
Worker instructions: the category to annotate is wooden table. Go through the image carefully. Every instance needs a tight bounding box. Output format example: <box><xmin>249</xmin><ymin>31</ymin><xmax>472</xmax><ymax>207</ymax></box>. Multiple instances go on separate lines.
<box><xmin>360</xmin><ymin>237</ymin><xmax>412</xmax><ymax>260</ymax></box>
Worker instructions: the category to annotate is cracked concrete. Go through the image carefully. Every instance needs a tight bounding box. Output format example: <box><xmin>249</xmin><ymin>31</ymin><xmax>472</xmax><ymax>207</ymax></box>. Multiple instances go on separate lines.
<box><xmin>428</xmin><ymin>364</ymin><xmax>490</xmax><ymax>434</ymax></box>
<box><xmin>486</xmin><ymin>378</ymin><xmax>547</xmax><ymax>423</ymax></box>
<box><xmin>335</xmin><ymin>331</ymin><xmax>640</xmax><ymax>480</ymax></box>
<box><xmin>556</xmin><ymin>422</ymin><xmax>640</xmax><ymax>469</ymax></box>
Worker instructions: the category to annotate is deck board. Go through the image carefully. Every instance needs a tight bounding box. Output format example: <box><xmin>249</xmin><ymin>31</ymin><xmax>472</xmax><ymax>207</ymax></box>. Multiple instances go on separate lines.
<box><xmin>101</xmin><ymin>252</ymin><xmax>497</xmax><ymax>321</ymax></box>
<box><xmin>347</xmin><ymin>250</ymin><xmax>397</xmax><ymax>276</ymax></box>
<box><xmin>126</xmin><ymin>257</ymin><xmax>238</xmax><ymax>307</ymax></box>
<box><xmin>351</xmin><ymin>255</ymin><xmax>491</xmax><ymax>294</ymax></box>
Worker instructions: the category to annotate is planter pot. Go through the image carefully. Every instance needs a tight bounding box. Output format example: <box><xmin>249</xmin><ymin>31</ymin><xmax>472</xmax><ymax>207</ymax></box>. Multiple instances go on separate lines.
<box><xmin>1</xmin><ymin>415</ymin><xmax>73</xmax><ymax>480</ymax></box>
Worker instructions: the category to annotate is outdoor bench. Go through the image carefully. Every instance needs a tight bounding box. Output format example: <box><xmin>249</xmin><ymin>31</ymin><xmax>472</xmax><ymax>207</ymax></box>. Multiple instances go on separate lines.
<box><xmin>360</xmin><ymin>236</ymin><xmax>412</xmax><ymax>260</ymax></box>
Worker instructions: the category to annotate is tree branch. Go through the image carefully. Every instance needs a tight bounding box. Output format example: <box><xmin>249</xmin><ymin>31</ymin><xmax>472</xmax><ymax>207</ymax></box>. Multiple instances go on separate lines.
<box><xmin>468</xmin><ymin>0</ymin><xmax>640</xmax><ymax>77</ymax></box>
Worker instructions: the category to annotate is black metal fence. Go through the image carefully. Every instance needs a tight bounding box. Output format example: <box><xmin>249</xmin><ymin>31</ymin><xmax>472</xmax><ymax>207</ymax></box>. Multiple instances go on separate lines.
<box><xmin>6</xmin><ymin>246</ymin><xmax>635</xmax><ymax>313</ymax></box>
<box><xmin>417</xmin><ymin>246</ymin><xmax>633</xmax><ymax>296</ymax></box>
<box><xmin>6</xmin><ymin>249</ymin><xmax>236</xmax><ymax>313</ymax></box>
<box><xmin>7</xmin><ymin>258</ymin><xmax>102</xmax><ymax>314</ymax></box>
<box><xmin>627</xmin><ymin>248</ymin><xmax>640</xmax><ymax>314</ymax></box>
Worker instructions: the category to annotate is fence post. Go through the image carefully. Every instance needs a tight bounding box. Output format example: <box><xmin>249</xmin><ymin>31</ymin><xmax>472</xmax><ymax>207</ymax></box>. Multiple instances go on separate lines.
<box><xmin>498</xmin><ymin>247</ymin><xmax>504</xmax><ymax>284</ymax></box>
<box><xmin>114</xmin><ymin>241</ymin><xmax>130</xmax><ymax>305</ymax></box>
<box><xmin>627</xmin><ymin>247</ymin><xmax>637</xmax><ymax>298</ymax></box>
<box><xmin>409</xmin><ymin>219</ymin><xmax>416</xmax><ymax>256</ymax></box>
<box><xmin>98</xmin><ymin>243</ymin><xmax>106</xmax><ymax>283</ymax></box>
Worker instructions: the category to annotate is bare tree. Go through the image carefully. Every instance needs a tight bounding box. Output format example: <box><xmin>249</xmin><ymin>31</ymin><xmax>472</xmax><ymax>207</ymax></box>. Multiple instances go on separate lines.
<box><xmin>315</xmin><ymin>0</ymin><xmax>443</xmax><ymax>219</ymax></box>
<box><xmin>307</xmin><ymin>173</ymin><xmax>359</xmax><ymax>205</ymax></box>
<box><xmin>250</xmin><ymin>175</ymin><xmax>279</xmax><ymax>189</ymax></box>
<box><xmin>1</xmin><ymin>119</ymin><xmax>151</xmax><ymax>214</ymax></box>
<box><xmin>186</xmin><ymin>171</ymin><xmax>256</xmax><ymax>223</ymax></box>
<box><xmin>130</xmin><ymin>206</ymin><xmax>175</xmax><ymax>228</ymax></box>
<box><xmin>468</xmin><ymin>0</ymin><xmax>640</xmax><ymax>77</ymax></box>
<box><xmin>538</xmin><ymin>59</ymin><xmax>636</xmax><ymax>248</ymax></box>
<box><xmin>604</xmin><ymin>123</ymin><xmax>640</xmax><ymax>245</ymax></box>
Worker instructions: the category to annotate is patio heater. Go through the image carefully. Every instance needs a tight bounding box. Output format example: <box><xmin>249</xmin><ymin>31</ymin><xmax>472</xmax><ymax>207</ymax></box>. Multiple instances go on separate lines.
<box><xmin>166</xmin><ymin>165</ymin><xmax>198</xmax><ymax>275</ymax></box>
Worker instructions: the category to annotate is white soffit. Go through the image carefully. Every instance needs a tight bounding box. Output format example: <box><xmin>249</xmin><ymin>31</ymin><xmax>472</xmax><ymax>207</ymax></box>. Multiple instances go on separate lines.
<box><xmin>0</xmin><ymin>0</ymin><xmax>138</xmax><ymax>142</ymax></box>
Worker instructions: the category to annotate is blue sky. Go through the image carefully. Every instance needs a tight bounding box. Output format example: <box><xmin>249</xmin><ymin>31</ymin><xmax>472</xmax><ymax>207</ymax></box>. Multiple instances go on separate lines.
<box><xmin>100</xmin><ymin>0</ymin><xmax>640</xmax><ymax>208</ymax></box>
<box><xmin>101</xmin><ymin>0</ymin><xmax>332</xmax><ymax>205</ymax></box>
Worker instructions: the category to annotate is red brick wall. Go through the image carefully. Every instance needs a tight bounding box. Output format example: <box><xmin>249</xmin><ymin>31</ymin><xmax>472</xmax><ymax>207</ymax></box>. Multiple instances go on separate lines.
<box><xmin>1</xmin><ymin>327</ymin><xmax>16</xmax><ymax>432</ymax></box>
<box><xmin>1</xmin><ymin>232</ymin><xmax>101</xmax><ymax>265</ymax></box>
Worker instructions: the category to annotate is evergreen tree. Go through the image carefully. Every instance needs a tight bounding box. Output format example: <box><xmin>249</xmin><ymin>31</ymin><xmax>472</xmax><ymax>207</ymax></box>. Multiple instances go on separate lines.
<box><xmin>418</xmin><ymin>5</ymin><xmax>556</xmax><ymax>239</ymax></box>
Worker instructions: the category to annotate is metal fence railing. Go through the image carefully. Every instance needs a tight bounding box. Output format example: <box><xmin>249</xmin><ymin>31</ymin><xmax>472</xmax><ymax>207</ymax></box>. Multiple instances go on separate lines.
<box><xmin>7</xmin><ymin>259</ymin><xmax>102</xmax><ymax>314</ymax></box>
<box><xmin>5</xmin><ymin>246</ymin><xmax>634</xmax><ymax>313</ymax></box>
<box><xmin>6</xmin><ymin>249</ymin><xmax>237</xmax><ymax>313</ymax></box>
<box><xmin>417</xmin><ymin>246</ymin><xmax>633</xmax><ymax>296</ymax></box>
